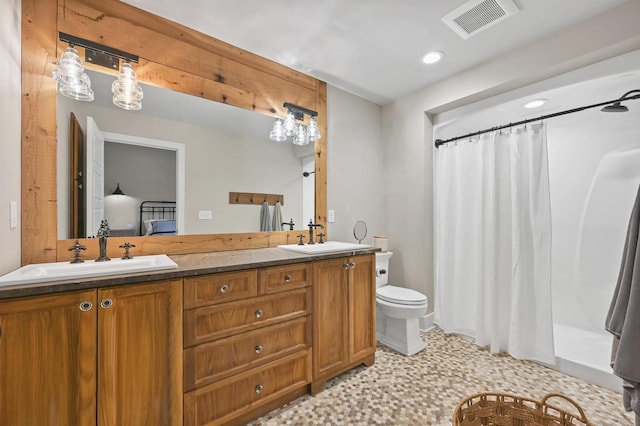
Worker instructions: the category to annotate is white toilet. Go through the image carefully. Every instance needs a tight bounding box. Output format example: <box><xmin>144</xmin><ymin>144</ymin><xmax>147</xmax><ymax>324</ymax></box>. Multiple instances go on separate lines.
<box><xmin>375</xmin><ymin>251</ymin><xmax>428</xmax><ymax>356</ymax></box>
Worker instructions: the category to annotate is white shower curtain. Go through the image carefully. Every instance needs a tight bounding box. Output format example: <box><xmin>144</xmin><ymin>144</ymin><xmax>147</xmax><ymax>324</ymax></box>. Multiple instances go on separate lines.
<box><xmin>434</xmin><ymin>123</ymin><xmax>555</xmax><ymax>364</ymax></box>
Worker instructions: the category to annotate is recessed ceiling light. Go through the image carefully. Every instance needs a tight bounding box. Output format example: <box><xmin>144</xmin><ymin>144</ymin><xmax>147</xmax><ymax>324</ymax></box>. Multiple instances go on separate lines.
<box><xmin>422</xmin><ymin>51</ymin><xmax>445</xmax><ymax>65</ymax></box>
<box><xmin>524</xmin><ymin>99</ymin><xmax>547</xmax><ymax>109</ymax></box>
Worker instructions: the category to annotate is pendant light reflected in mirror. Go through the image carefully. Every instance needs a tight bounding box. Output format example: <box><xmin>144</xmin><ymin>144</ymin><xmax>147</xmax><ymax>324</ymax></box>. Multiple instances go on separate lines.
<box><xmin>112</xmin><ymin>62</ymin><xmax>144</xmax><ymax>111</ymax></box>
<box><xmin>112</xmin><ymin>182</ymin><xmax>125</xmax><ymax>196</ymax></box>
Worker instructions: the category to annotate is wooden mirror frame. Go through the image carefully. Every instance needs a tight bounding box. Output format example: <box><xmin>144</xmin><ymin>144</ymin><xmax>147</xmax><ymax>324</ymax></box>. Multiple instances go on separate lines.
<box><xmin>21</xmin><ymin>0</ymin><xmax>327</xmax><ymax>265</ymax></box>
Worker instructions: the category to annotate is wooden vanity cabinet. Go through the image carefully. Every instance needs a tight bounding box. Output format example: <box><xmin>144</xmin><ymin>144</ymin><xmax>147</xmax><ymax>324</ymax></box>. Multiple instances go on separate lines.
<box><xmin>183</xmin><ymin>263</ymin><xmax>313</xmax><ymax>425</ymax></box>
<box><xmin>0</xmin><ymin>290</ymin><xmax>97</xmax><ymax>426</ymax></box>
<box><xmin>312</xmin><ymin>253</ymin><xmax>376</xmax><ymax>393</ymax></box>
<box><xmin>0</xmin><ymin>279</ymin><xmax>183</xmax><ymax>426</ymax></box>
<box><xmin>98</xmin><ymin>279</ymin><xmax>183</xmax><ymax>426</ymax></box>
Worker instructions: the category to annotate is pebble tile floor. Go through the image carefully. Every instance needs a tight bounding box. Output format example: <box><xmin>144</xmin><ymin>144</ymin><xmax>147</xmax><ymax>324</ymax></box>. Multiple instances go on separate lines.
<box><xmin>249</xmin><ymin>328</ymin><xmax>634</xmax><ymax>425</ymax></box>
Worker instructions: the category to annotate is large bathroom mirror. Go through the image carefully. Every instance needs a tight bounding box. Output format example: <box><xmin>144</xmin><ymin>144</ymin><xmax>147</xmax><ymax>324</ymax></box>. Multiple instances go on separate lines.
<box><xmin>57</xmin><ymin>70</ymin><xmax>316</xmax><ymax>239</ymax></box>
<box><xmin>22</xmin><ymin>0</ymin><xmax>327</xmax><ymax>264</ymax></box>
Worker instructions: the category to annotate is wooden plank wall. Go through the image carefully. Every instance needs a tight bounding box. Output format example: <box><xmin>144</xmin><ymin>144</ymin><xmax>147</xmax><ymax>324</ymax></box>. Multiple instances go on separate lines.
<box><xmin>22</xmin><ymin>0</ymin><xmax>328</xmax><ymax>264</ymax></box>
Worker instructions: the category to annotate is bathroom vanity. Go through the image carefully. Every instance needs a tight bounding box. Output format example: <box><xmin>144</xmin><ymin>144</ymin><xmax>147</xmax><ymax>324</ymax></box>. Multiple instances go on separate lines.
<box><xmin>0</xmin><ymin>246</ymin><xmax>377</xmax><ymax>425</ymax></box>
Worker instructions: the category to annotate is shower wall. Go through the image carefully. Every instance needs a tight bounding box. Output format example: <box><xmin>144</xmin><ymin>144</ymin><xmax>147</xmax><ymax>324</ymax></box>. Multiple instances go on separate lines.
<box><xmin>547</xmin><ymin>104</ymin><xmax>640</xmax><ymax>382</ymax></box>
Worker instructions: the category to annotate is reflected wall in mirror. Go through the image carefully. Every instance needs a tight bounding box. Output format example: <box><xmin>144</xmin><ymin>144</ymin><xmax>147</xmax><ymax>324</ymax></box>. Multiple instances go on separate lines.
<box><xmin>57</xmin><ymin>70</ymin><xmax>315</xmax><ymax>239</ymax></box>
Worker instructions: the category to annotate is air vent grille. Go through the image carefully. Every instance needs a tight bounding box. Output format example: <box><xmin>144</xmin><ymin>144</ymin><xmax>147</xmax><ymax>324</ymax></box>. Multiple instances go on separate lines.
<box><xmin>442</xmin><ymin>0</ymin><xmax>519</xmax><ymax>39</ymax></box>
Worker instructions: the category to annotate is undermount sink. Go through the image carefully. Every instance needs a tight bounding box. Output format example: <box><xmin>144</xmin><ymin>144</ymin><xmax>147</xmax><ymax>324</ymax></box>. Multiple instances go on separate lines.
<box><xmin>277</xmin><ymin>241</ymin><xmax>370</xmax><ymax>254</ymax></box>
<box><xmin>0</xmin><ymin>254</ymin><xmax>178</xmax><ymax>287</ymax></box>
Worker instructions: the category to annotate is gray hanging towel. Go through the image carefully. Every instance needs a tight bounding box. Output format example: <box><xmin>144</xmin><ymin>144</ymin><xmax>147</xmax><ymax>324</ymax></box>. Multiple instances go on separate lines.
<box><xmin>272</xmin><ymin>201</ymin><xmax>283</xmax><ymax>231</ymax></box>
<box><xmin>606</xmin><ymin>183</ymin><xmax>640</xmax><ymax>425</ymax></box>
<box><xmin>260</xmin><ymin>201</ymin><xmax>272</xmax><ymax>232</ymax></box>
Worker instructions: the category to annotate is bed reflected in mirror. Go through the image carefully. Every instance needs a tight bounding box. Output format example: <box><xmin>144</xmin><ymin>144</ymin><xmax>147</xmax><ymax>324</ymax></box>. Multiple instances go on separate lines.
<box><xmin>57</xmin><ymin>69</ymin><xmax>315</xmax><ymax>239</ymax></box>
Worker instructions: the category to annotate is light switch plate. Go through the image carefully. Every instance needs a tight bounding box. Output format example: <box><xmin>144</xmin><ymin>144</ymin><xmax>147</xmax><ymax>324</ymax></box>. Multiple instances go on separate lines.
<box><xmin>9</xmin><ymin>201</ymin><xmax>18</xmax><ymax>229</ymax></box>
<box><xmin>328</xmin><ymin>209</ymin><xmax>335</xmax><ymax>223</ymax></box>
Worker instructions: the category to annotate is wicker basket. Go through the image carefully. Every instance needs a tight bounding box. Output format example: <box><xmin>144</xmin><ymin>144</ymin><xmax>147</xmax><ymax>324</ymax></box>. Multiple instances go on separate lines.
<box><xmin>452</xmin><ymin>392</ymin><xmax>593</xmax><ymax>426</ymax></box>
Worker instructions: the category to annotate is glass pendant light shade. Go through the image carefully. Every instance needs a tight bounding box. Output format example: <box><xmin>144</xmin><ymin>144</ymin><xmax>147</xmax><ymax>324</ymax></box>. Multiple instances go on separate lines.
<box><xmin>268</xmin><ymin>103</ymin><xmax>320</xmax><ymax>145</ymax></box>
<box><xmin>306</xmin><ymin>116</ymin><xmax>321</xmax><ymax>142</ymax></box>
<box><xmin>293</xmin><ymin>124</ymin><xmax>309</xmax><ymax>145</ymax></box>
<box><xmin>283</xmin><ymin>111</ymin><xmax>297</xmax><ymax>136</ymax></box>
<box><xmin>112</xmin><ymin>62</ymin><xmax>143</xmax><ymax>110</ymax></box>
<box><xmin>52</xmin><ymin>46</ymin><xmax>94</xmax><ymax>101</ymax></box>
<box><xmin>269</xmin><ymin>119</ymin><xmax>288</xmax><ymax>142</ymax></box>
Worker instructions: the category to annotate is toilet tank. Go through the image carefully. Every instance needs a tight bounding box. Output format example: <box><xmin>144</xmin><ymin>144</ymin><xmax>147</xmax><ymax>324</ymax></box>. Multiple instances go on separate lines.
<box><xmin>375</xmin><ymin>251</ymin><xmax>393</xmax><ymax>288</ymax></box>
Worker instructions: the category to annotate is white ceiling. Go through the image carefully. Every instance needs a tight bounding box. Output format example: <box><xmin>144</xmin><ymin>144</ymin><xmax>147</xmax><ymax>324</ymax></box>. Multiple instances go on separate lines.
<box><xmin>121</xmin><ymin>0</ymin><xmax>627</xmax><ymax>105</ymax></box>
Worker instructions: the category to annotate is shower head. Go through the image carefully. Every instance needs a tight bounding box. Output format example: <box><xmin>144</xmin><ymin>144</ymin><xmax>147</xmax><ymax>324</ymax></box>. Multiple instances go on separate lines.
<box><xmin>601</xmin><ymin>102</ymin><xmax>629</xmax><ymax>113</ymax></box>
<box><xmin>303</xmin><ymin>170</ymin><xmax>315</xmax><ymax>177</ymax></box>
<box><xmin>601</xmin><ymin>89</ymin><xmax>640</xmax><ymax>113</ymax></box>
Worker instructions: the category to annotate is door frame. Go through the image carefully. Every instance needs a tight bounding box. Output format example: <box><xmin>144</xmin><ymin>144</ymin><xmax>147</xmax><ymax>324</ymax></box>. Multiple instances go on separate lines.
<box><xmin>102</xmin><ymin>132</ymin><xmax>186</xmax><ymax>235</ymax></box>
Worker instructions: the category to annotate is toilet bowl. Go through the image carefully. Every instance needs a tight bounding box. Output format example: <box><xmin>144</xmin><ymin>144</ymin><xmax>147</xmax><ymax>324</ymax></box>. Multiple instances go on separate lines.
<box><xmin>375</xmin><ymin>252</ymin><xmax>427</xmax><ymax>356</ymax></box>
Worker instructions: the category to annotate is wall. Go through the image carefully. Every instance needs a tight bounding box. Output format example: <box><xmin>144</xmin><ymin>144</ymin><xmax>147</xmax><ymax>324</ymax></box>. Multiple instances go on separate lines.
<box><xmin>327</xmin><ymin>86</ymin><xmax>384</xmax><ymax>244</ymax></box>
<box><xmin>382</xmin><ymin>1</ymin><xmax>640</xmax><ymax>313</ymax></box>
<box><xmin>57</xmin><ymin>99</ymin><xmax>304</xmax><ymax>237</ymax></box>
<box><xmin>104</xmin><ymin>143</ymin><xmax>176</xmax><ymax>234</ymax></box>
<box><xmin>0</xmin><ymin>0</ymin><xmax>21</xmax><ymax>275</ymax></box>
<box><xmin>547</xmin><ymin>103</ymin><xmax>640</xmax><ymax>333</ymax></box>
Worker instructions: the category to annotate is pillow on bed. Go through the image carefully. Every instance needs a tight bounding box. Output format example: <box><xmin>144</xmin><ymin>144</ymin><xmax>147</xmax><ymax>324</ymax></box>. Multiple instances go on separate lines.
<box><xmin>149</xmin><ymin>219</ymin><xmax>177</xmax><ymax>236</ymax></box>
<box><xmin>143</xmin><ymin>219</ymin><xmax>156</xmax><ymax>236</ymax></box>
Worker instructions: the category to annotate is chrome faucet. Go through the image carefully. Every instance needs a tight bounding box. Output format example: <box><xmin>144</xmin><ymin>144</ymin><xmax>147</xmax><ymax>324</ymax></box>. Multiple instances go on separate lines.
<box><xmin>307</xmin><ymin>219</ymin><xmax>324</xmax><ymax>245</ymax></box>
<box><xmin>95</xmin><ymin>219</ymin><xmax>111</xmax><ymax>262</ymax></box>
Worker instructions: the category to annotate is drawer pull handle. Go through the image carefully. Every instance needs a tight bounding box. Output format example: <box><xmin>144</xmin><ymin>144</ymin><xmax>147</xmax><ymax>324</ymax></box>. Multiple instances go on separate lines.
<box><xmin>343</xmin><ymin>263</ymin><xmax>350</xmax><ymax>270</ymax></box>
<box><xmin>79</xmin><ymin>301</ymin><xmax>93</xmax><ymax>311</ymax></box>
<box><xmin>219</xmin><ymin>284</ymin><xmax>229</xmax><ymax>293</ymax></box>
<box><xmin>255</xmin><ymin>309</ymin><xmax>263</xmax><ymax>318</ymax></box>
<box><xmin>255</xmin><ymin>384</ymin><xmax>264</xmax><ymax>394</ymax></box>
<box><xmin>255</xmin><ymin>345</ymin><xmax>263</xmax><ymax>354</ymax></box>
<box><xmin>284</xmin><ymin>274</ymin><xmax>292</xmax><ymax>283</ymax></box>
<box><xmin>350</xmin><ymin>262</ymin><xmax>356</xmax><ymax>269</ymax></box>
<box><xmin>100</xmin><ymin>299</ymin><xmax>113</xmax><ymax>309</ymax></box>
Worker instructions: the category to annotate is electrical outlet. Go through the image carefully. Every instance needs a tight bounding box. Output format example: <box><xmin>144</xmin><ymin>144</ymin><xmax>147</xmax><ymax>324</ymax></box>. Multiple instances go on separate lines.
<box><xmin>198</xmin><ymin>210</ymin><xmax>212</xmax><ymax>220</ymax></box>
<box><xmin>328</xmin><ymin>209</ymin><xmax>335</xmax><ymax>223</ymax></box>
<box><xmin>9</xmin><ymin>202</ymin><xmax>18</xmax><ymax>229</ymax></box>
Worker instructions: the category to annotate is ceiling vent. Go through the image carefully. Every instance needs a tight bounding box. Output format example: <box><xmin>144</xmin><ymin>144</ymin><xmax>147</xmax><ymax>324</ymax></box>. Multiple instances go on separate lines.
<box><xmin>442</xmin><ymin>0</ymin><xmax>520</xmax><ymax>39</ymax></box>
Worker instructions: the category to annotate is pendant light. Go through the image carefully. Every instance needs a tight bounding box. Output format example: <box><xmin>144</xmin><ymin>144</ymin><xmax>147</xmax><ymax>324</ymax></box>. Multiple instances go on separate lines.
<box><xmin>52</xmin><ymin>45</ymin><xmax>94</xmax><ymax>101</ymax></box>
<box><xmin>269</xmin><ymin>103</ymin><xmax>321</xmax><ymax>145</ymax></box>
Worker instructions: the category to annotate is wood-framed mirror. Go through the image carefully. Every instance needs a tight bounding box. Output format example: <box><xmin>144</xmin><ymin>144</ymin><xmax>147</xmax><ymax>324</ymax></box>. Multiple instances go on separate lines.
<box><xmin>21</xmin><ymin>0</ymin><xmax>327</xmax><ymax>265</ymax></box>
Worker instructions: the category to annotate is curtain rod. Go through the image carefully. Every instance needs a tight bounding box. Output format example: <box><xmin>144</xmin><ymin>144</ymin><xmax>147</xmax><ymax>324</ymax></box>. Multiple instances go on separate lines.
<box><xmin>434</xmin><ymin>91</ymin><xmax>640</xmax><ymax>148</ymax></box>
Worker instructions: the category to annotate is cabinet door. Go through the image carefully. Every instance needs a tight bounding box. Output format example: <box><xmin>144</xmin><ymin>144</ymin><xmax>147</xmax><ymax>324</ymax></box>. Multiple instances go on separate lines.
<box><xmin>349</xmin><ymin>254</ymin><xmax>376</xmax><ymax>361</ymax></box>
<box><xmin>312</xmin><ymin>257</ymin><xmax>349</xmax><ymax>377</ymax></box>
<box><xmin>98</xmin><ymin>279</ymin><xmax>182</xmax><ymax>426</ymax></box>
<box><xmin>0</xmin><ymin>290</ymin><xmax>97</xmax><ymax>426</ymax></box>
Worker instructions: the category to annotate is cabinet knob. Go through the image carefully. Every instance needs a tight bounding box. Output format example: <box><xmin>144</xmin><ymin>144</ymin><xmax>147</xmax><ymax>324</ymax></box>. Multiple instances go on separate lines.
<box><xmin>219</xmin><ymin>284</ymin><xmax>229</xmax><ymax>293</ymax></box>
<box><xmin>255</xmin><ymin>344</ymin><xmax>263</xmax><ymax>354</ymax></box>
<box><xmin>343</xmin><ymin>263</ymin><xmax>350</xmax><ymax>270</ymax></box>
<box><xmin>79</xmin><ymin>301</ymin><xmax>93</xmax><ymax>311</ymax></box>
<box><xmin>255</xmin><ymin>309</ymin><xmax>263</xmax><ymax>318</ymax></box>
<box><xmin>100</xmin><ymin>298</ymin><xmax>113</xmax><ymax>309</ymax></box>
<box><xmin>255</xmin><ymin>384</ymin><xmax>264</xmax><ymax>394</ymax></box>
<box><xmin>350</xmin><ymin>262</ymin><xmax>356</xmax><ymax>269</ymax></box>
<box><xmin>284</xmin><ymin>274</ymin><xmax>292</xmax><ymax>283</ymax></box>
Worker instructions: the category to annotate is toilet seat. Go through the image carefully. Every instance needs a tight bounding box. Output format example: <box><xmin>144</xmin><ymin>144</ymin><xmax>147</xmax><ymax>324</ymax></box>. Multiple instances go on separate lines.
<box><xmin>376</xmin><ymin>285</ymin><xmax>427</xmax><ymax>306</ymax></box>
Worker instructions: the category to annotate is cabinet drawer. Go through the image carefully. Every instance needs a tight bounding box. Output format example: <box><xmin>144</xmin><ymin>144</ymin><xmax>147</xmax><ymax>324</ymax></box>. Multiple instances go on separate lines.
<box><xmin>184</xmin><ymin>316</ymin><xmax>311</xmax><ymax>391</ymax></box>
<box><xmin>184</xmin><ymin>349</ymin><xmax>311</xmax><ymax>426</ymax></box>
<box><xmin>184</xmin><ymin>288</ymin><xmax>311</xmax><ymax>347</ymax></box>
<box><xmin>258</xmin><ymin>263</ymin><xmax>312</xmax><ymax>295</ymax></box>
<box><xmin>184</xmin><ymin>270</ymin><xmax>257</xmax><ymax>309</ymax></box>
